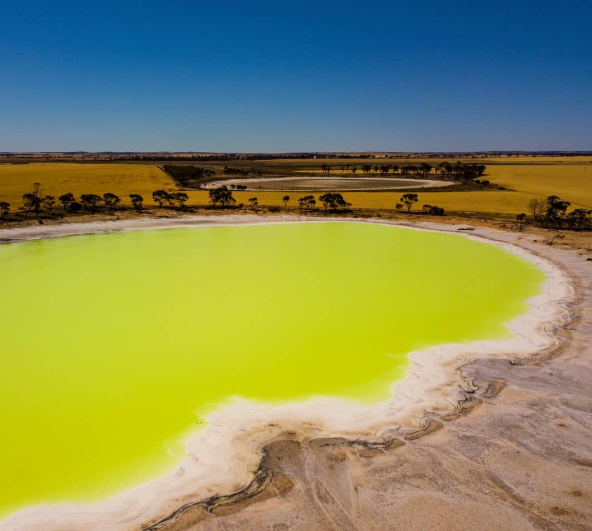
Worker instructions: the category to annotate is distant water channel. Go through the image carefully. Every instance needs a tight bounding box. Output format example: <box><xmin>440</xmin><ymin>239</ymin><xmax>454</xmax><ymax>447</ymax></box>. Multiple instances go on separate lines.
<box><xmin>0</xmin><ymin>222</ymin><xmax>544</xmax><ymax>518</ymax></box>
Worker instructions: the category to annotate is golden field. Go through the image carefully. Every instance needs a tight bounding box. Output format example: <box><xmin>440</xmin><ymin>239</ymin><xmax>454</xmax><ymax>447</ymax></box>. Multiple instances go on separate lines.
<box><xmin>0</xmin><ymin>163</ymin><xmax>175</xmax><ymax>207</ymax></box>
<box><xmin>0</xmin><ymin>159</ymin><xmax>590</xmax><ymax>217</ymax></box>
<box><xmin>485</xmin><ymin>164</ymin><xmax>592</xmax><ymax>208</ymax></box>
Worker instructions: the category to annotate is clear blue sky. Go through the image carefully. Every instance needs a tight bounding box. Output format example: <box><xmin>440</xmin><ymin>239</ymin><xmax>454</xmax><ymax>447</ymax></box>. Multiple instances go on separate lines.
<box><xmin>1</xmin><ymin>0</ymin><xmax>591</xmax><ymax>152</ymax></box>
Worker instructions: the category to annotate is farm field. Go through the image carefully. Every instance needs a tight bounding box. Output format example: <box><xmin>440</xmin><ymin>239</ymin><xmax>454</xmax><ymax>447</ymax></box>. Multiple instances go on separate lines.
<box><xmin>0</xmin><ymin>159</ymin><xmax>589</xmax><ymax>217</ymax></box>
<box><xmin>0</xmin><ymin>163</ymin><xmax>175</xmax><ymax>207</ymax></box>
<box><xmin>485</xmin><ymin>164</ymin><xmax>592</xmax><ymax>208</ymax></box>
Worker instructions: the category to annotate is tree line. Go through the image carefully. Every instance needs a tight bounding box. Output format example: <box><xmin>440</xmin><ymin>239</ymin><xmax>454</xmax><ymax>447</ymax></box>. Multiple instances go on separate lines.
<box><xmin>205</xmin><ymin>187</ymin><xmax>354</xmax><ymax>212</ymax></box>
<box><xmin>0</xmin><ymin>184</ymin><xmax>449</xmax><ymax>221</ymax></box>
<box><xmin>0</xmin><ymin>184</ymin><xmax>153</xmax><ymax>219</ymax></box>
<box><xmin>205</xmin><ymin>188</ymin><xmax>443</xmax><ymax>216</ymax></box>
<box><xmin>526</xmin><ymin>196</ymin><xmax>592</xmax><ymax>230</ymax></box>
<box><xmin>223</xmin><ymin>166</ymin><xmax>263</xmax><ymax>177</ymax></box>
<box><xmin>321</xmin><ymin>161</ymin><xmax>486</xmax><ymax>181</ymax></box>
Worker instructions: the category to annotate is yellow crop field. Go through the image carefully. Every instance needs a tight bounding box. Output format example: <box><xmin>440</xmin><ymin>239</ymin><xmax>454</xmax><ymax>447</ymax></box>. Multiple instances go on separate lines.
<box><xmin>485</xmin><ymin>165</ymin><xmax>592</xmax><ymax>208</ymax></box>
<box><xmin>181</xmin><ymin>190</ymin><xmax>533</xmax><ymax>215</ymax></box>
<box><xmin>0</xmin><ymin>163</ymin><xmax>175</xmax><ymax>207</ymax></box>
<box><xmin>0</xmin><ymin>161</ymin><xmax>588</xmax><ymax>217</ymax></box>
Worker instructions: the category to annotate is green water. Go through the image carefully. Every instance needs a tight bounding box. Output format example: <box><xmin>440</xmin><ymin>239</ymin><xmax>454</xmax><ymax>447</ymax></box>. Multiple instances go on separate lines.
<box><xmin>0</xmin><ymin>223</ymin><xmax>544</xmax><ymax>517</ymax></box>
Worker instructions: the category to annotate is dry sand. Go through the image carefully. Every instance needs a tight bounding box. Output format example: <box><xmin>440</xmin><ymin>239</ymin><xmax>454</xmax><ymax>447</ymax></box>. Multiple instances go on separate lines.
<box><xmin>1</xmin><ymin>215</ymin><xmax>591</xmax><ymax>531</ymax></box>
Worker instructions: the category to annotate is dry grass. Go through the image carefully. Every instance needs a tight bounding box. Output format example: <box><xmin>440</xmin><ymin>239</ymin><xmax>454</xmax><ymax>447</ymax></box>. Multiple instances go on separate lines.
<box><xmin>0</xmin><ymin>163</ymin><xmax>175</xmax><ymax>207</ymax></box>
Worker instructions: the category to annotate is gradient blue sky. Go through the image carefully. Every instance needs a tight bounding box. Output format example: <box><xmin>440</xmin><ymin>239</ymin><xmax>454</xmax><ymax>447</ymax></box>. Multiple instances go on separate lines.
<box><xmin>1</xmin><ymin>0</ymin><xmax>591</xmax><ymax>152</ymax></box>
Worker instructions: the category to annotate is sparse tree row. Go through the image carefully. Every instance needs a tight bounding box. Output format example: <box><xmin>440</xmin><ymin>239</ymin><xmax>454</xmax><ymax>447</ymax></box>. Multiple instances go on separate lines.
<box><xmin>0</xmin><ymin>184</ymin><xmax>214</xmax><ymax>219</ymax></box>
<box><xmin>2</xmin><ymin>184</ymin><xmax>589</xmax><ymax>232</ymax></box>
<box><xmin>205</xmin><ymin>187</ymin><xmax>442</xmax><ymax>216</ymax></box>
<box><xmin>0</xmin><ymin>183</ymin><xmax>444</xmax><ymax>220</ymax></box>
<box><xmin>0</xmin><ymin>184</ymin><xmax>149</xmax><ymax>219</ymax></box>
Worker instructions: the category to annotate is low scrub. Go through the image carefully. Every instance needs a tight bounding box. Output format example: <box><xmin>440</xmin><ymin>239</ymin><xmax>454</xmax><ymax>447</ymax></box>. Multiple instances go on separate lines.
<box><xmin>164</xmin><ymin>165</ymin><xmax>216</xmax><ymax>188</ymax></box>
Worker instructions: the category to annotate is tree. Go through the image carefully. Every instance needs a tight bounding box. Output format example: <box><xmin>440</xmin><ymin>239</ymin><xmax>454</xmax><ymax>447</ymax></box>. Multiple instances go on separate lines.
<box><xmin>420</xmin><ymin>163</ymin><xmax>432</xmax><ymax>176</ymax></box>
<box><xmin>41</xmin><ymin>196</ymin><xmax>55</xmax><ymax>213</ymax></box>
<box><xmin>429</xmin><ymin>206</ymin><xmax>445</xmax><ymax>216</ymax></box>
<box><xmin>164</xmin><ymin>192</ymin><xmax>175</xmax><ymax>207</ymax></box>
<box><xmin>319</xmin><ymin>192</ymin><xmax>349</xmax><ymax>211</ymax></box>
<box><xmin>80</xmin><ymin>194</ymin><xmax>103</xmax><ymax>211</ymax></box>
<box><xmin>351</xmin><ymin>166</ymin><xmax>357</xmax><ymax>175</ymax></box>
<box><xmin>208</xmin><ymin>186</ymin><xmax>236</xmax><ymax>208</ymax></box>
<box><xmin>22</xmin><ymin>182</ymin><xmax>42</xmax><ymax>216</ymax></box>
<box><xmin>516</xmin><ymin>212</ymin><xmax>527</xmax><ymax>231</ymax></box>
<box><xmin>103</xmin><ymin>193</ymin><xmax>121</xmax><ymax>210</ymax></box>
<box><xmin>170</xmin><ymin>192</ymin><xmax>189</xmax><ymax>209</ymax></box>
<box><xmin>298</xmin><ymin>195</ymin><xmax>316</xmax><ymax>210</ymax></box>
<box><xmin>248</xmin><ymin>197</ymin><xmax>258</xmax><ymax>209</ymax></box>
<box><xmin>152</xmin><ymin>189</ymin><xmax>169</xmax><ymax>207</ymax></box>
<box><xmin>22</xmin><ymin>193</ymin><xmax>41</xmax><ymax>216</ymax></box>
<box><xmin>283</xmin><ymin>195</ymin><xmax>290</xmax><ymax>210</ymax></box>
<box><xmin>395</xmin><ymin>203</ymin><xmax>403</xmax><ymax>211</ymax></box>
<box><xmin>545</xmin><ymin>195</ymin><xmax>570</xmax><ymax>227</ymax></box>
<box><xmin>59</xmin><ymin>193</ymin><xmax>76</xmax><ymax>210</ymax></box>
<box><xmin>0</xmin><ymin>202</ymin><xmax>10</xmax><ymax>218</ymax></box>
<box><xmin>566</xmin><ymin>209</ymin><xmax>592</xmax><ymax>230</ymax></box>
<box><xmin>69</xmin><ymin>201</ymin><xmax>82</xmax><ymax>213</ymax></box>
<box><xmin>400</xmin><ymin>193</ymin><xmax>419</xmax><ymax>213</ymax></box>
<box><xmin>527</xmin><ymin>197</ymin><xmax>547</xmax><ymax>223</ymax></box>
<box><xmin>129</xmin><ymin>194</ymin><xmax>144</xmax><ymax>210</ymax></box>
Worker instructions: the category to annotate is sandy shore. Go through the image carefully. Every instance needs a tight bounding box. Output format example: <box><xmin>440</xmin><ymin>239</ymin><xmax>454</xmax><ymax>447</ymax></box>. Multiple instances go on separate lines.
<box><xmin>1</xmin><ymin>215</ymin><xmax>590</xmax><ymax>531</ymax></box>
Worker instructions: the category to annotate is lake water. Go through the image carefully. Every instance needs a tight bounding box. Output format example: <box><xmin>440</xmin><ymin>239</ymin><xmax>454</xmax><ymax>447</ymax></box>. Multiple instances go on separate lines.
<box><xmin>0</xmin><ymin>222</ymin><xmax>544</xmax><ymax>518</ymax></box>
